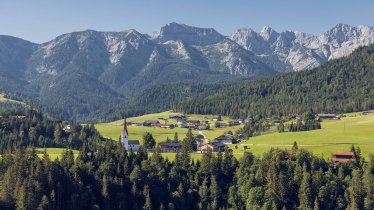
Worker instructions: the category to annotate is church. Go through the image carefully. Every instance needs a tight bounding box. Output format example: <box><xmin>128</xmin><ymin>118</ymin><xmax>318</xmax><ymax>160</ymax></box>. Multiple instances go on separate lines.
<box><xmin>121</xmin><ymin>119</ymin><xmax>140</xmax><ymax>151</ymax></box>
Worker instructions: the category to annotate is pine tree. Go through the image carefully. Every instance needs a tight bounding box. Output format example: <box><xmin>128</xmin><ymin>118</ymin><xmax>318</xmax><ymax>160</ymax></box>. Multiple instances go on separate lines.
<box><xmin>348</xmin><ymin>169</ymin><xmax>365</xmax><ymax>210</ymax></box>
<box><xmin>299</xmin><ymin>166</ymin><xmax>312</xmax><ymax>210</ymax></box>
<box><xmin>198</xmin><ymin>178</ymin><xmax>209</xmax><ymax>210</ymax></box>
<box><xmin>143</xmin><ymin>185</ymin><xmax>152</xmax><ymax>210</ymax></box>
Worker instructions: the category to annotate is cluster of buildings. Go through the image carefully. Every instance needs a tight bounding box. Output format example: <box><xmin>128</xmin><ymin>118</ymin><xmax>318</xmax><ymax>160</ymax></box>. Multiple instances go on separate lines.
<box><xmin>120</xmin><ymin>118</ymin><xmax>242</xmax><ymax>153</ymax></box>
<box><xmin>127</xmin><ymin>114</ymin><xmax>244</xmax><ymax>131</ymax></box>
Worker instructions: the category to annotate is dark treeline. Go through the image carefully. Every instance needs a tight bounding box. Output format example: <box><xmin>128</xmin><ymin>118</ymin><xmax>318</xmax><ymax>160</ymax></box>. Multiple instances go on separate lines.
<box><xmin>96</xmin><ymin>81</ymin><xmax>237</xmax><ymax>123</ymax></box>
<box><xmin>0</xmin><ymin>109</ymin><xmax>104</xmax><ymax>152</ymax></box>
<box><xmin>0</xmin><ymin>110</ymin><xmax>374</xmax><ymax>209</ymax></box>
<box><xmin>174</xmin><ymin>45</ymin><xmax>374</xmax><ymax>118</ymax></box>
<box><xmin>0</xmin><ymin>143</ymin><xmax>373</xmax><ymax>209</ymax></box>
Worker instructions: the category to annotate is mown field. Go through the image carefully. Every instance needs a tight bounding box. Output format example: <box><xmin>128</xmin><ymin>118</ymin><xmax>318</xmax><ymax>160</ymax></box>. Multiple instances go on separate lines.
<box><xmin>239</xmin><ymin>112</ymin><xmax>374</xmax><ymax>159</ymax></box>
<box><xmin>95</xmin><ymin>111</ymin><xmax>374</xmax><ymax>161</ymax></box>
<box><xmin>95</xmin><ymin>111</ymin><xmax>243</xmax><ymax>142</ymax></box>
<box><xmin>36</xmin><ymin>148</ymin><xmax>79</xmax><ymax>160</ymax></box>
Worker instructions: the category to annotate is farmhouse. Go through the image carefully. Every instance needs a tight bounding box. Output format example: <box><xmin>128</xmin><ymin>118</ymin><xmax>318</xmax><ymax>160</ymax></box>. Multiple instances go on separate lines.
<box><xmin>363</xmin><ymin>110</ymin><xmax>374</xmax><ymax>115</ymax></box>
<box><xmin>216</xmin><ymin>122</ymin><xmax>227</xmax><ymax>128</ymax></box>
<box><xmin>159</xmin><ymin>142</ymin><xmax>182</xmax><ymax>153</ymax></box>
<box><xmin>200</xmin><ymin>142</ymin><xmax>225</xmax><ymax>153</ymax></box>
<box><xmin>228</xmin><ymin>120</ymin><xmax>240</xmax><ymax>126</ymax></box>
<box><xmin>169</xmin><ymin>115</ymin><xmax>186</xmax><ymax>120</ymax></box>
<box><xmin>332</xmin><ymin>152</ymin><xmax>355</xmax><ymax>163</ymax></box>
<box><xmin>177</xmin><ymin>121</ymin><xmax>187</xmax><ymax>128</ymax></box>
<box><xmin>143</xmin><ymin>120</ymin><xmax>160</xmax><ymax>126</ymax></box>
<box><xmin>160</xmin><ymin>124</ymin><xmax>175</xmax><ymax>129</ymax></box>
<box><xmin>316</xmin><ymin>114</ymin><xmax>340</xmax><ymax>120</ymax></box>
<box><xmin>214</xmin><ymin>134</ymin><xmax>235</xmax><ymax>144</ymax></box>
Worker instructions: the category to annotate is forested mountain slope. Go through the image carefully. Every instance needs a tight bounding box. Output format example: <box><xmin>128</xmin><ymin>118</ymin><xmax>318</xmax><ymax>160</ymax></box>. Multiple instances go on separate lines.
<box><xmin>174</xmin><ymin>45</ymin><xmax>374</xmax><ymax>118</ymax></box>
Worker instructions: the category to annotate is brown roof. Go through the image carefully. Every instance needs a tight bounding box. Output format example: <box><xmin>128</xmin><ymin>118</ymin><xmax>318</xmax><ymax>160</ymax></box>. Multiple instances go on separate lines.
<box><xmin>128</xmin><ymin>140</ymin><xmax>140</xmax><ymax>145</ymax></box>
<box><xmin>332</xmin><ymin>152</ymin><xmax>354</xmax><ymax>156</ymax></box>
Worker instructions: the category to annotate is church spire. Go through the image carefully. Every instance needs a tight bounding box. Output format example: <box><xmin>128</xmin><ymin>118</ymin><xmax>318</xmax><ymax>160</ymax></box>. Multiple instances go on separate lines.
<box><xmin>122</xmin><ymin>118</ymin><xmax>128</xmax><ymax>134</ymax></box>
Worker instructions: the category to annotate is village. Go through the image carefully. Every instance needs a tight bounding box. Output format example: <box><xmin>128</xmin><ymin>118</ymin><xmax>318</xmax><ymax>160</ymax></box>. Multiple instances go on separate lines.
<box><xmin>120</xmin><ymin>114</ymin><xmax>247</xmax><ymax>154</ymax></box>
<box><xmin>116</xmin><ymin>111</ymin><xmax>374</xmax><ymax>164</ymax></box>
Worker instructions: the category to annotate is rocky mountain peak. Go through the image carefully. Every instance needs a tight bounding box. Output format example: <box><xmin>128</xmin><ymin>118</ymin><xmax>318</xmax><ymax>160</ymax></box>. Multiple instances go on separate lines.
<box><xmin>156</xmin><ymin>22</ymin><xmax>225</xmax><ymax>46</ymax></box>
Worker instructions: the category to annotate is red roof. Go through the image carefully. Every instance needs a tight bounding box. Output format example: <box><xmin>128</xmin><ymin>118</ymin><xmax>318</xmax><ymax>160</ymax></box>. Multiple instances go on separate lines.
<box><xmin>332</xmin><ymin>152</ymin><xmax>354</xmax><ymax>156</ymax></box>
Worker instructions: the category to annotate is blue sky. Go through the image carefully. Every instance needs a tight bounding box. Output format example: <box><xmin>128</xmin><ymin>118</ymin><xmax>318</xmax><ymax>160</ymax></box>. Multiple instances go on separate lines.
<box><xmin>0</xmin><ymin>0</ymin><xmax>373</xmax><ymax>43</ymax></box>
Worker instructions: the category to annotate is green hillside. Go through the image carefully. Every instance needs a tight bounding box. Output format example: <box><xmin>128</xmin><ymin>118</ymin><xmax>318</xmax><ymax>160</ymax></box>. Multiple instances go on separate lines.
<box><xmin>95</xmin><ymin>111</ymin><xmax>243</xmax><ymax>143</ymax></box>
<box><xmin>95</xmin><ymin>111</ymin><xmax>374</xmax><ymax>160</ymax></box>
<box><xmin>235</xmin><ymin>112</ymin><xmax>374</xmax><ymax>159</ymax></box>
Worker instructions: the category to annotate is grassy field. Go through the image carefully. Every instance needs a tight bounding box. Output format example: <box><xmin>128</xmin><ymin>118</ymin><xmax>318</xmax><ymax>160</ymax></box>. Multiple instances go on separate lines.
<box><xmin>239</xmin><ymin>113</ymin><xmax>374</xmax><ymax>159</ymax></box>
<box><xmin>93</xmin><ymin>111</ymin><xmax>374</xmax><ymax>161</ymax></box>
<box><xmin>95</xmin><ymin>111</ymin><xmax>243</xmax><ymax>143</ymax></box>
<box><xmin>0</xmin><ymin>93</ymin><xmax>25</xmax><ymax>104</ymax></box>
<box><xmin>36</xmin><ymin>148</ymin><xmax>79</xmax><ymax>160</ymax></box>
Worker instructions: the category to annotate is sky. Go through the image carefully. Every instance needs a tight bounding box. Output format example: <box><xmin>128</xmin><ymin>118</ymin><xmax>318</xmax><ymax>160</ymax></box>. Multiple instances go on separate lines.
<box><xmin>0</xmin><ymin>0</ymin><xmax>373</xmax><ymax>43</ymax></box>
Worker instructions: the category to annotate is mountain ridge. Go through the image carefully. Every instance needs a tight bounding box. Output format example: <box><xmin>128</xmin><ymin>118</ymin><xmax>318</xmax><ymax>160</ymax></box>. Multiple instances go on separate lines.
<box><xmin>0</xmin><ymin>22</ymin><xmax>373</xmax><ymax>121</ymax></box>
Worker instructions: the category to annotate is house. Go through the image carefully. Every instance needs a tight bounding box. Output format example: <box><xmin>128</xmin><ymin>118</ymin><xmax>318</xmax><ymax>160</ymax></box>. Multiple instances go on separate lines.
<box><xmin>215</xmin><ymin>122</ymin><xmax>227</xmax><ymax>128</ymax></box>
<box><xmin>296</xmin><ymin>115</ymin><xmax>303</xmax><ymax>121</ymax></box>
<box><xmin>214</xmin><ymin>134</ymin><xmax>235</xmax><ymax>144</ymax></box>
<box><xmin>213</xmin><ymin>118</ymin><xmax>218</xmax><ymax>122</ymax></box>
<box><xmin>200</xmin><ymin>142</ymin><xmax>225</xmax><ymax>153</ymax></box>
<box><xmin>194</xmin><ymin>132</ymin><xmax>209</xmax><ymax>148</ymax></box>
<box><xmin>169</xmin><ymin>115</ymin><xmax>186</xmax><ymax>120</ymax></box>
<box><xmin>363</xmin><ymin>110</ymin><xmax>374</xmax><ymax>115</ymax></box>
<box><xmin>198</xmin><ymin>125</ymin><xmax>208</xmax><ymax>130</ymax></box>
<box><xmin>159</xmin><ymin>142</ymin><xmax>182</xmax><ymax>153</ymax></box>
<box><xmin>332</xmin><ymin>152</ymin><xmax>355</xmax><ymax>163</ymax></box>
<box><xmin>129</xmin><ymin>121</ymin><xmax>143</xmax><ymax>126</ymax></box>
<box><xmin>14</xmin><ymin>115</ymin><xmax>26</xmax><ymax>120</ymax></box>
<box><xmin>143</xmin><ymin>120</ymin><xmax>160</xmax><ymax>126</ymax></box>
<box><xmin>160</xmin><ymin>124</ymin><xmax>175</xmax><ymax>129</ymax></box>
<box><xmin>237</xmin><ymin>134</ymin><xmax>247</xmax><ymax>141</ymax></box>
<box><xmin>151</xmin><ymin>123</ymin><xmax>162</xmax><ymax>128</ymax></box>
<box><xmin>228</xmin><ymin>120</ymin><xmax>240</xmax><ymax>126</ymax></box>
<box><xmin>177</xmin><ymin>121</ymin><xmax>187</xmax><ymax>128</ymax></box>
<box><xmin>63</xmin><ymin>125</ymin><xmax>71</xmax><ymax>132</ymax></box>
<box><xmin>316</xmin><ymin>114</ymin><xmax>340</xmax><ymax>120</ymax></box>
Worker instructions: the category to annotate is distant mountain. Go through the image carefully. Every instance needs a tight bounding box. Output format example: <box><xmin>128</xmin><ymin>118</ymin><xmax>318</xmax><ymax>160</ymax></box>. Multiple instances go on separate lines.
<box><xmin>230</xmin><ymin>24</ymin><xmax>374</xmax><ymax>71</ymax></box>
<box><xmin>0</xmin><ymin>23</ymin><xmax>373</xmax><ymax>121</ymax></box>
<box><xmin>174</xmin><ymin>45</ymin><xmax>374</xmax><ymax>118</ymax></box>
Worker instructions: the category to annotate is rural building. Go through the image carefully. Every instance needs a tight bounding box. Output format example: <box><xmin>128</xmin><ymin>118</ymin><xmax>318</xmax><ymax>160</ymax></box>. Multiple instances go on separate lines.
<box><xmin>332</xmin><ymin>152</ymin><xmax>355</xmax><ymax>163</ymax></box>
<box><xmin>228</xmin><ymin>120</ymin><xmax>240</xmax><ymax>126</ymax></box>
<box><xmin>316</xmin><ymin>114</ymin><xmax>340</xmax><ymax>120</ymax></box>
<box><xmin>160</xmin><ymin>124</ymin><xmax>175</xmax><ymax>129</ymax></box>
<box><xmin>159</xmin><ymin>142</ymin><xmax>182</xmax><ymax>153</ymax></box>
<box><xmin>198</xmin><ymin>125</ymin><xmax>208</xmax><ymax>130</ymax></box>
<box><xmin>214</xmin><ymin>134</ymin><xmax>235</xmax><ymax>144</ymax></box>
<box><xmin>177</xmin><ymin>121</ymin><xmax>187</xmax><ymax>128</ymax></box>
<box><xmin>200</xmin><ymin>142</ymin><xmax>225</xmax><ymax>153</ymax></box>
<box><xmin>143</xmin><ymin>120</ymin><xmax>160</xmax><ymax>126</ymax></box>
<box><xmin>129</xmin><ymin>121</ymin><xmax>143</xmax><ymax>126</ymax></box>
<box><xmin>363</xmin><ymin>110</ymin><xmax>374</xmax><ymax>115</ymax></box>
<box><xmin>121</xmin><ymin>119</ymin><xmax>140</xmax><ymax>151</ymax></box>
<box><xmin>216</xmin><ymin>122</ymin><xmax>227</xmax><ymax>128</ymax></box>
<box><xmin>169</xmin><ymin>115</ymin><xmax>186</xmax><ymax>120</ymax></box>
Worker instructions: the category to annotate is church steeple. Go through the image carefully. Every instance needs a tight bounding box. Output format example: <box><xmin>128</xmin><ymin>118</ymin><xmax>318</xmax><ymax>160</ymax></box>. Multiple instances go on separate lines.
<box><xmin>121</xmin><ymin>118</ymin><xmax>129</xmax><ymax>150</ymax></box>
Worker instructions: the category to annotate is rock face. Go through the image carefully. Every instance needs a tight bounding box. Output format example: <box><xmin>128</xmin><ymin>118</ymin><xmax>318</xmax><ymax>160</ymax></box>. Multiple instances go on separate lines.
<box><xmin>0</xmin><ymin>22</ymin><xmax>373</xmax><ymax>120</ymax></box>
<box><xmin>230</xmin><ymin>23</ymin><xmax>374</xmax><ymax>72</ymax></box>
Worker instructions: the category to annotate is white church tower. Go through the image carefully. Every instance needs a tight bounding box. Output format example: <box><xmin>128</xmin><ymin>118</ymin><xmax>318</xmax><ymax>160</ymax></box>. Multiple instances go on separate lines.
<box><xmin>121</xmin><ymin>118</ymin><xmax>129</xmax><ymax>150</ymax></box>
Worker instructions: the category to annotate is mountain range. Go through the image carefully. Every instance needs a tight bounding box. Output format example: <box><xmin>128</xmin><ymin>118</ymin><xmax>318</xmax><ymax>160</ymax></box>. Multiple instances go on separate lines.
<box><xmin>0</xmin><ymin>22</ymin><xmax>373</xmax><ymax>121</ymax></box>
